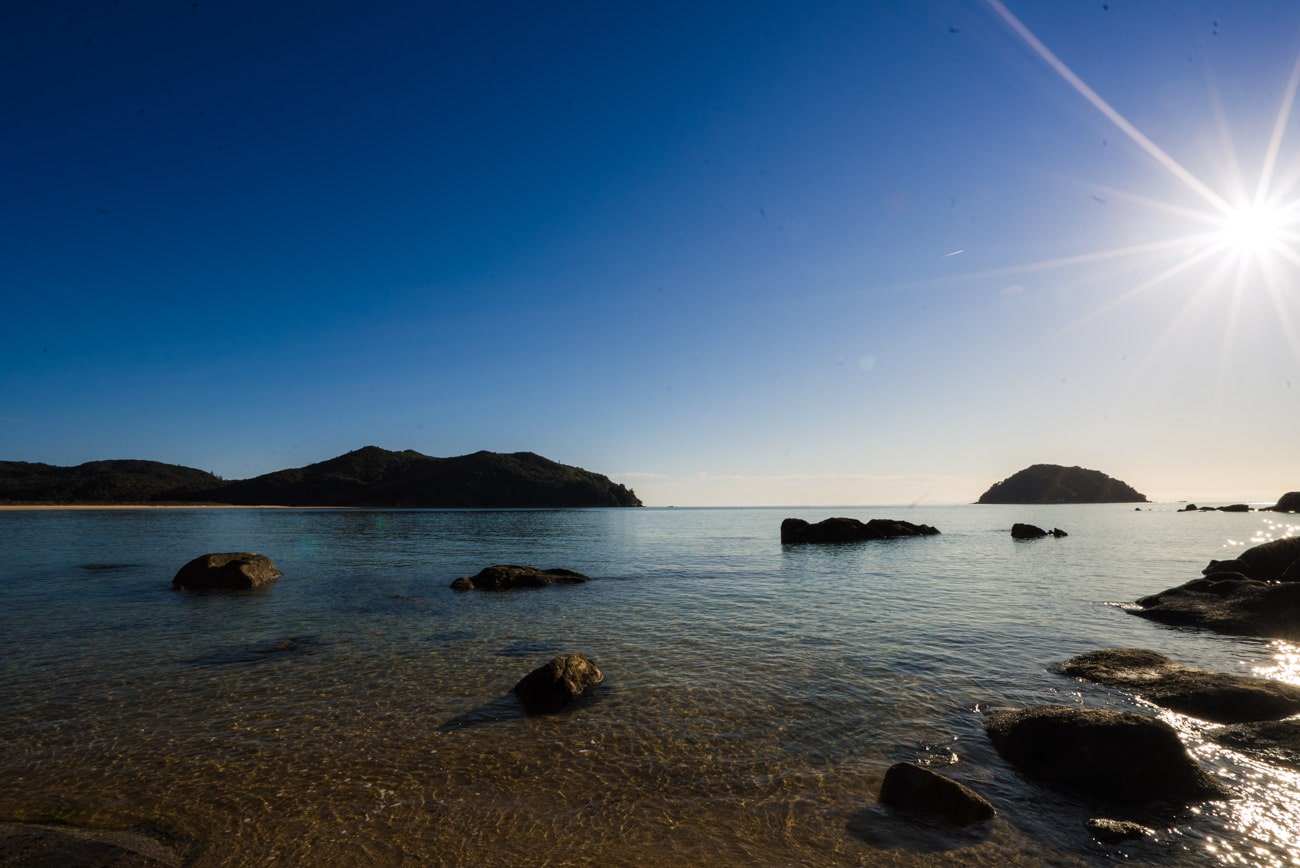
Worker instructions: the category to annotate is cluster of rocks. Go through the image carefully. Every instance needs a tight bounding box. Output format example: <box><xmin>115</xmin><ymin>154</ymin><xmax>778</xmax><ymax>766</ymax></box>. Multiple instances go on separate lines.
<box><xmin>877</xmin><ymin>524</ymin><xmax>1300</xmax><ymax>842</ymax></box>
<box><xmin>780</xmin><ymin>516</ymin><xmax>939</xmax><ymax>544</ymax></box>
<box><xmin>1131</xmin><ymin>536</ymin><xmax>1300</xmax><ymax>638</ymax></box>
<box><xmin>171</xmin><ymin>553</ymin><xmax>604</xmax><ymax>713</ymax></box>
<box><xmin>1182</xmin><ymin>503</ymin><xmax>1252</xmax><ymax>512</ymax></box>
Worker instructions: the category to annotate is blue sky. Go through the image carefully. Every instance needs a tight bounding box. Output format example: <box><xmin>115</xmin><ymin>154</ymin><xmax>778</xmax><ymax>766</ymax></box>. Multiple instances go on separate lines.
<box><xmin>4</xmin><ymin>1</ymin><xmax>1299</xmax><ymax>505</ymax></box>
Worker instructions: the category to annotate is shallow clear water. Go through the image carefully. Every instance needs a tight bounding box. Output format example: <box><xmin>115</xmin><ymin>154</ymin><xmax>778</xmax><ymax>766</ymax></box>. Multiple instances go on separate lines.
<box><xmin>1</xmin><ymin>504</ymin><xmax>1298</xmax><ymax>865</ymax></box>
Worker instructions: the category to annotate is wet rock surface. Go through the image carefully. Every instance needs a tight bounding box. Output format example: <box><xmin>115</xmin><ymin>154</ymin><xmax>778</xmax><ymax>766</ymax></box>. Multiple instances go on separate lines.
<box><xmin>1132</xmin><ymin>575</ymin><xmax>1300</xmax><ymax>640</ymax></box>
<box><xmin>984</xmin><ymin>706</ymin><xmax>1230</xmax><ymax>805</ymax></box>
<box><xmin>1060</xmin><ymin>648</ymin><xmax>1300</xmax><ymax>723</ymax></box>
<box><xmin>1084</xmin><ymin>817</ymin><xmax>1151</xmax><ymax>843</ymax></box>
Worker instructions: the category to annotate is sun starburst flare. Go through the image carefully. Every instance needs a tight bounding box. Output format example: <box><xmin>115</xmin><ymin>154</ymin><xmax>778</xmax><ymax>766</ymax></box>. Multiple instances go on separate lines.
<box><xmin>975</xmin><ymin>0</ymin><xmax>1300</xmax><ymax>363</ymax></box>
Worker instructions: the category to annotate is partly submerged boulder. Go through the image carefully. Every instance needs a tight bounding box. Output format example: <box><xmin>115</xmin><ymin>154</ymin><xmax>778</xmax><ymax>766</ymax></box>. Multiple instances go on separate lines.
<box><xmin>780</xmin><ymin>517</ymin><xmax>939</xmax><ymax>544</ymax></box>
<box><xmin>1060</xmin><ymin>649</ymin><xmax>1300</xmax><ymax>723</ymax></box>
<box><xmin>1267</xmin><ymin>492</ymin><xmax>1300</xmax><ymax>513</ymax></box>
<box><xmin>1085</xmin><ymin>818</ymin><xmax>1152</xmax><ymax>843</ymax></box>
<box><xmin>1209</xmin><ymin>718</ymin><xmax>1300</xmax><ymax>770</ymax></box>
<box><xmin>1233</xmin><ymin>537</ymin><xmax>1300</xmax><ymax>581</ymax></box>
<box><xmin>513</xmin><ymin>653</ymin><xmax>603</xmax><ymax>712</ymax></box>
<box><xmin>1011</xmin><ymin>523</ymin><xmax>1067</xmax><ymax>539</ymax></box>
<box><xmin>172</xmin><ymin>552</ymin><xmax>281</xmax><ymax>591</ymax></box>
<box><xmin>450</xmin><ymin>564</ymin><xmax>590</xmax><ymax>591</ymax></box>
<box><xmin>984</xmin><ymin>706</ymin><xmax>1229</xmax><ymax>804</ymax></box>
<box><xmin>1134</xmin><ymin>576</ymin><xmax>1300</xmax><ymax>640</ymax></box>
<box><xmin>877</xmin><ymin>761</ymin><xmax>995</xmax><ymax>826</ymax></box>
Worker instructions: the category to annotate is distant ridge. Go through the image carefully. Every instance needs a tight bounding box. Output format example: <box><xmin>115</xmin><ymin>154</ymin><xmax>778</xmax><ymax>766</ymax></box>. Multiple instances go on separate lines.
<box><xmin>0</xmin><ymin>447</ymin><xmax>641</xmax><ymax>508</ymax></box>
<box><xmin>977</xmin><ymin>464</ymin><xmax>1147</xmax><ymax>504</ymax></box>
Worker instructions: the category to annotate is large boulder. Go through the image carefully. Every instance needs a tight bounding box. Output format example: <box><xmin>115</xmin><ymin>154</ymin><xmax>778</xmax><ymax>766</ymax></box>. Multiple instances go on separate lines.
<box><xmin>1234</xmin><ymin>537</ymin><xmax>1300</xmax><ymax>580</ymax></box>
<box><xmin>877</xmin><ymin>761</ymin><xmax>994</xmax><ymax>826</ymax></box>
<box><xmin>513</xmin><ymin>653</ymin><xmax>603</xmax><ymax>712</ymax></box>
<box><xmin>172</xmin><ymin>552</ymin><xmax>281</xmax><ymax>591</ymax></box>
<box><xmin>1267</xmin><ymin>492</ymin><xmax>1300</xmax><ymax>513</ymax></box>
<box><xmin>450</xmin><ymin>564</ymin><xmax>590</xmax><ymax>591</ymax></box>
<box><xmin>1133</xmin><ymin>575</ymin><xmax>1300</xmax><ymax>639</ymax></box>
<box><xmin>780</xmin><ymin>517</ymin><xmax>939</xmax><ymax>544</ymax></box>
<box><xmin>1208</xmin><ymin>718</ymin><xmax>1300</xmax><ymax>770</ymax></box>
<box><xmin>984</xmin><ymin>706</ymin><xmax>1230</xmax><ymax>804</ymax></box>
<box><xmin>1060</xmin><ymin>649</ymin><xmax>1300</xmax><ymax>723</ymax></box>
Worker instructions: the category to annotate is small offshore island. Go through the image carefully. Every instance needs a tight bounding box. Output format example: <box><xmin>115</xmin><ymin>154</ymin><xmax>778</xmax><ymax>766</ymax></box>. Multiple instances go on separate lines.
<box><xmin>977</xmin><ymin>464</ymin><xmax>1147</xmax><ymax>504</ymax></box>
<box><xmin>0</xmin><ymin>446</ymin><xmax>641</xmax><ymax>508</ymax></box>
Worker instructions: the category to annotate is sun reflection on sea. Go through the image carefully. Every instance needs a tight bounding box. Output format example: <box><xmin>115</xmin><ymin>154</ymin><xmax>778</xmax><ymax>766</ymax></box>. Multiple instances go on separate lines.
<box><xmin>1253</xmin><ymin>640</ymin><xmax>1300</xmax><ymax>687</ymax></box>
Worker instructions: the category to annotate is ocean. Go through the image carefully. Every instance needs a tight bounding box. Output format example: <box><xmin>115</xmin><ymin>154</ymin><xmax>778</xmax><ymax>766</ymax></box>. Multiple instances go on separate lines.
<box><xmin>1</xmin><ymin>504</ymin><xmax>1297</xmax><ymax>865</ymax></box>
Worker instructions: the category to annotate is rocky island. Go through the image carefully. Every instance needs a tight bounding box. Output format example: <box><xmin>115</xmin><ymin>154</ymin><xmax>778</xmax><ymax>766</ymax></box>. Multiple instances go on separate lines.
<box><xmin>0</xmin><ymin>446</ymin><xmax>641</xmax><ymax>508</ymax></box>
<box><xmin>977</xmin><ymin>464</ymin><xmax>1147</xmax><ymax>504</ymax></box>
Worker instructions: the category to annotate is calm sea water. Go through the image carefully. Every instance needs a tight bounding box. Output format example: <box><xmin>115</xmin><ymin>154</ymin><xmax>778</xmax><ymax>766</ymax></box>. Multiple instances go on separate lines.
<box><xmin>2</xmin><ymin>504</ymin><xmax>1298</xmax><ymax>866</ymax></box>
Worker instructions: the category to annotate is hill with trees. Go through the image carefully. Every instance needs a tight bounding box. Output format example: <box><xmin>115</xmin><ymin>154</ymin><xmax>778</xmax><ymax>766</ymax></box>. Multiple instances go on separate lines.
<box><xmin>977</xmin><ymin>464</ymin><xmax>1147</xmax><ymax>504</ymax></box>
<box><xmin>0</xmin><ymin>447</ymin><xmax>641</xmax><ymax>508</ymax></box>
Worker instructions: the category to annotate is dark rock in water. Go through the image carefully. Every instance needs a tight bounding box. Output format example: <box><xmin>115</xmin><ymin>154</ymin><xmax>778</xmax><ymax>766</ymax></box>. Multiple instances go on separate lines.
<box><xmin>1217</xmin><ymin>504</ymin><xmax>1252</xmax><ymax>512</ymax></box>
<box><xmin>1060</xmin><ymin>648</ymin><xmax>1300</xmax><ymax>723</ymax></box>
<box><xmin>1085</xmin><ymin>817</ymin><xmax>1151</xmax><ymax>843</ymax></box>
<box><xmin>984</xmin><ymin>706</ymin><xmax>1230</xmax><ymax>804</ymax></box>
<box><xmin>0</xmin><ymin>821</ymin><xmax>183</xmax><ymax>866</ymax></box>
<box><xmin>780</xmin><ymin>517</ymin><xmax>940</xmax><ymax>544</ymax></box>
<box><xmin>1202</xmin><ymin>558</ymin><xmax>1249</xmax><ymax>576</ymax></box>
<box><xmin>1234</xmin><ymin>536</ymin><xmax>1300</xmax><ymax>581</ymax></box>
<box><xmin>1209</xmin><ymin>718</ymin><xmax>1300</xmax><ymax>770</ymax></box>
<box><xmin>450</xmin><ymin>564</ymin><xmax>590</xmax><ymax>591</ymax></box>
<box><xmin>1182</xmin><ymin>504</ymin><xmax>1199</xmax><ymax>511</ymax></box>
<box><xmin>877</xmin><ymin>761</ymin><xmax>995</xmax><ymax>826</ymax></box>
<box><xmin>1011</xmin><ymin>523</ymin><xmax>1068</xmax><ymax>539</ymax></box>
<box><xmin>514</xmin><ymin>653</ymin><xmax>603</xmax><ymax>712</ymax></box>
<box><xmin>977</xmin><ymin>464</ymin><xmax>1147</xmax><ymax>504</ymax></box>
<box><xmin>172</xmin><ymin>552</ymin><xmax>281</xmax><ymax>591</ymax></box>
<box><xmin>1267</xmin><ymin>492</ymin><xmax>1300</xmax><ymax>513</ymax></box>
<box><xmin>1133</xmin><ymin>575</ymin><xmax>1300</xmax><ymax>640</ymax></box>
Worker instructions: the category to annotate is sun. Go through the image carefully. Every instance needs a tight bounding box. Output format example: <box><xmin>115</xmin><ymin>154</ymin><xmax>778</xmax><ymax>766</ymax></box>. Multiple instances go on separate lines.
<box><xmin>1215</xmin><ymin>199</ymin><xmax>1293</xmax><ymax>261</ymax></box>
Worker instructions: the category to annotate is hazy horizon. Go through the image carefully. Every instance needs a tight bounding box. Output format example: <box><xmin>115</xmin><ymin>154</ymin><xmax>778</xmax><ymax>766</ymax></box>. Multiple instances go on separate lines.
<box><xmin>5</xmin><ymin>2</ymin><xmax>1298</xmax><ymax>507</ymax></box>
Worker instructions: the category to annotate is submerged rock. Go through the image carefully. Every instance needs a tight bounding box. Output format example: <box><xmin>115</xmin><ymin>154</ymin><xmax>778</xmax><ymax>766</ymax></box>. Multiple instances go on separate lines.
<box><xmin>1208</xmin><ymin>718</ymin><xmax>1300</xmax><ymax>770</ymax></box>
<box><xmin>984</xmin><ymin>706</ymin><xmax>1230</xmax><ymax>805</ymax></box>
<box><xmin>172</xmin><ymin>552</ymin><xmax>281</xmax><ymax>591</ymax></box>
<box><xmin>450</xmin><ymin>564</ymin><xmax>590</xmax><ymax>591</ymax></box>
<box><xmin>877</xmin><ymin>761</ymin><xmax>994</xmax><ymax>826</ymax></box>
<box><xmin>0</xmin><ymin>821</ymin><xmax>183</xmax><ymax>867</ymax></box>
<box><xmin>1133</xmin><ymin>576</ymin><xmax>1300</xmax><ymax>640</ymax></box>
<box><xmin>780</xmin><ymin>517</ymin><xmax>940</xmax><ymax>544</ymax></box>
<box><xmin>514</xmin><ymin>653</ymin><xmax>603</xmax><ymax>712</ymax></box>
<box><xmin>1085</xmin><ymin>817</ymin><xmax>1152</xmax><ymax>843</ymax></box>
<box><xmin>1060</xmin><ymin>649</ymin><xmax>1300</xmax><ymax>723</ymax></box>
<box><xmin>1010</xmin><ymin>523</ymin><xmax>1067</xmax><ymax>539</ymax></box>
